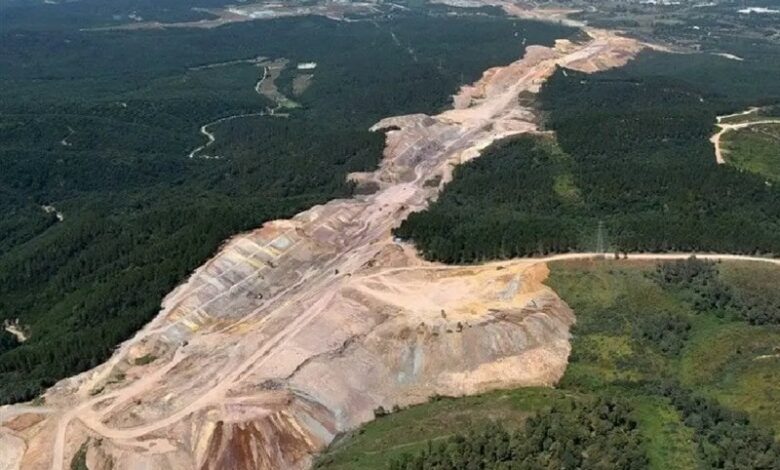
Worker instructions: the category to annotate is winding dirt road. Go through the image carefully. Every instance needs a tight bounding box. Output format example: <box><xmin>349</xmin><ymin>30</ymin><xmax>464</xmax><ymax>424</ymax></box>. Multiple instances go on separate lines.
<box><xmin>187</xmin><ymin>70</ymin><xmax>268</xmax><ymax>159</ymax></box>
<box><xmin>710</xmin><ymin>113</ymin><xmax>780</xmax><ymax>164</ymax></box>
<box><xmin>187</xmin><ymin>113</ymin><xmax>269</xmax><ymax>159</ymax></box>
<box><xmin>187</xmin><ymin>59</ymin><xmax>292</xmax><ymax>159</ymax></box>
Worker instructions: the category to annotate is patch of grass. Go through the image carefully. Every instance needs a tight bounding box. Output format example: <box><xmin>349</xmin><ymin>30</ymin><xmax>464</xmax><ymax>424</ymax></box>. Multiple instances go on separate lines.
<box><xmin>681</xmin><ymin>320</ymin><xmax>780</xmax><ymax>434</ymax></box>
<box><xmin>548</xmin><ymin>261</ymin><xmax>689</xmax><ymax>338</ymax></box>
<box><xmin>565</xmin><ymin>334</ymin><xmax>644</xmax><ymax>385</ymax></box>
<box><xmin>716</xmin><ymin>354</ymin><xmax>780</xmax><ymax>435</ymax></box>
<box><xmin>314</xmin><ymin>388</ymin><xmax>577</xmax><ymax>470</ymax></box>
<box><xmin>631</xmin><ymin>396</ymin><xmax>698</xmax><ymax>470</ymax></box>
<box><xmin>133</xmin><ymin>354</ymin><xmax>156</xmax><ymax>366</ymax></box>
<box><xmin>552</xmin><ymin>260</ymin><xmax>780</xmax><ymax>430</ymax></box>
<box><xmin>552</xmin><ymin>172</ymin><xmax>582</xmax><ymax>205</ymax></box>
<box><xmin>70</xmin><ymin>441</ymin><xmax>88</xmax><ymax>470</ymax></box>
<box><xmin>722</xmin><ymin>122</ymin><xmax>780</xmax><ymax>181</ymax></box>
<box><xmin>721</xmin><ymin>262</ymin><xmax>780</xmax><ymax>308</ymax></box>
<box><xmin>676</xmin><ymin>314</ymin><xmax>732</xmax><ymax>386</ymax></box>
<box><xmin>544</xmin><ymin>260</ymin><xmax>637</xmax><ymax>319</ymax></box>
<box><xmin>539</xmin><ymin>136</ymin><xmax>583</xmax><ymax>206</ymax></box>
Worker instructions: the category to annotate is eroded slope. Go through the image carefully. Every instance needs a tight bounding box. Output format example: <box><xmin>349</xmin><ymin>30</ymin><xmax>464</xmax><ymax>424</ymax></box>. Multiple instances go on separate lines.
<box><xmin>0</xmin><ymin>16</ymin><xmax>650</xmax><ymax>470</ymax></box>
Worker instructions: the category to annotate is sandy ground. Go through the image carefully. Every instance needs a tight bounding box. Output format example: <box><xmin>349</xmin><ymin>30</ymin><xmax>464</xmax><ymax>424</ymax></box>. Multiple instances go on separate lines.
<box><xmin>2</xmin><ymin>323</ymin><xmax>27</xmax><ymax>343</ymax></box>
<box><xmin>3</xmin><ymin>5</ymin><xmax>771</xmax><ymax>470</ymax></box>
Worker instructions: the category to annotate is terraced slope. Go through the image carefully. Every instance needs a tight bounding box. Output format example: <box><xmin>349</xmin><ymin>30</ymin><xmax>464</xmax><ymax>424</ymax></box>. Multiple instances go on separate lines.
<box><xmin>0</xmin><ymin>21</ymin><xmax>650</xmax><ymax>470</ymax></box>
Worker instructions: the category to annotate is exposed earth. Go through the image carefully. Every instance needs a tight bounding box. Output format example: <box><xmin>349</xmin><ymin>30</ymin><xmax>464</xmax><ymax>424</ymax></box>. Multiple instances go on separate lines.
<box><xmin>1</xmin><ymin>4</ymin><xmax>775</xmax><ymax>470</ymax></box>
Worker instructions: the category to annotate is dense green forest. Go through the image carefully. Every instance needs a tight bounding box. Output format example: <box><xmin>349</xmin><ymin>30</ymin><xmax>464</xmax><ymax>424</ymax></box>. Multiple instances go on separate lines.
<box><xmin>0</xmin><ymin>5</ymin><xmax>577</xmax><ymax>403</ymax></box>
<box><xmin>0</xmin><ymin>0</ymin><xmax>230</xmax><ymax>30</ymax></box>
<box><xmin>396</xmin><ymin>50</ymin><xmax>780</xmax><ymax>261</ymax></box>
<box><xmin>316</xmin><ymin>259</ymin><xmax>780</xmax><ymax>469</ymax></box>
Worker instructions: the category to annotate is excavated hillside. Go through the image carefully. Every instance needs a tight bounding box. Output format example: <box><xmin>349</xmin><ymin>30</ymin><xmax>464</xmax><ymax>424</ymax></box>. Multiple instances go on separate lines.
<box><xmin>0</xmin><ymin>8</ymin><xmax>652</xmax><ymax>470</ymax></box>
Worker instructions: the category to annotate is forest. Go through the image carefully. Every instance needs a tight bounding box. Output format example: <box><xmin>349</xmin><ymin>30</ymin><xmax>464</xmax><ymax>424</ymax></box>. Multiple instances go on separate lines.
<box><xmin>389</xmin><ymin>398</ymin><xmax>647</xmax><ymax>470</ymax></box>
<box><xmin>0</xmin><ymin>3</ymin><xmax>576</xmax><ymax>403</ymax></box>
<box><xmin>396</xmin><ymin>49</ymin><xmax>780</xmax><ymax>262</ymax></box>
<box><xmin>317</xmin><ymin>259</ymin><xmax>780</xmax><ymax>469</ymax></box>
<box><xmin>0</xmin><ymin>0</ymin><xmax>230</xmax><ymax>30</ymax></box>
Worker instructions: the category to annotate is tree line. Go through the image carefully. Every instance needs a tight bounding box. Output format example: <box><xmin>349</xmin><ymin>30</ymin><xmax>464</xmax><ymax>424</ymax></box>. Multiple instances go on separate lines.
<box><xmin>395</xmin><ymin>54</ymin><xmax>780</xmax><ymax>262</ymax></box>
<box><xmin>390</xmin><ymin>398</ymin><xmax>647</xmax><ymax>470</ymax></box>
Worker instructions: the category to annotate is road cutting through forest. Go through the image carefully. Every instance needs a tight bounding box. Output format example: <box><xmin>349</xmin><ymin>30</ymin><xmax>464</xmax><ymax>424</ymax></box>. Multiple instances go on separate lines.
<box><xmin>2</xmin><ymin>7</ymin><xmax>777</xmax><ymax>470</ymax></box>
<box><xmin>187</xmin><ymin>59</ymin><xmax>292</xmax><ymax>159</ymax></box>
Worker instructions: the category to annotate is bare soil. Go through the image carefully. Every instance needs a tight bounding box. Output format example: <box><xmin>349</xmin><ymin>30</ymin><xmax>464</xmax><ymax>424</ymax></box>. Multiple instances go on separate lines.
<box><xmin>1</xmin><ymin>7</ymin><xmax>728</xmax><ymax>470</ymax></box>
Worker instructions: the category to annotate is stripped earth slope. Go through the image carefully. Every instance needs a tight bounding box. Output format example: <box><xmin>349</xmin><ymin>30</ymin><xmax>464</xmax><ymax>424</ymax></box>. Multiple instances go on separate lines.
<box><xmin>0</xmin><ymin>13</ymin><xmax>652</xmax><ymax>470</ymax></box>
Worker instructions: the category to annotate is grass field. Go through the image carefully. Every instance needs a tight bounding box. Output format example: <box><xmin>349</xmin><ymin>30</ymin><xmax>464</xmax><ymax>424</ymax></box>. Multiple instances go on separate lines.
<box><xmin>317</xmin><ymin>259</ymin><xmax>780</xmax><ymax>469</ymax></box>
<box><xmin>314</xmin><ymin>388</ymin><xmax>580</xmax><ymax>470</ymax></box>
<box><xmin>550</xmin><ymin>259</ymin><xmax>780</xmax><ymax>434</ymax></box>
<box><xmin>632</xmin><ymin>396</ymin><xmax>698</xmax><ymax>470</ymax></box>
<box><xmin>722</xmin><ymin>123</ymin><xmax>780</xmax><ymax>181</ymax></box>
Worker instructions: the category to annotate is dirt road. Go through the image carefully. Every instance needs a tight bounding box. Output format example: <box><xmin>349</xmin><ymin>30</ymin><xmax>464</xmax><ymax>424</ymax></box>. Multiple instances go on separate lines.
<box><xmin>2</xmin><ymin>323</ymin><xmax>27</xmax><ymax>343</ymax></box>
<box><xmin>710</xmin><ymin>115</ymin><xmax>780</xmax><ymax>164</ymax></box>
<box><xmin>187</xmin><ymin>59</ymin><xmax>292</xmax><ymax>159</ymax></box>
